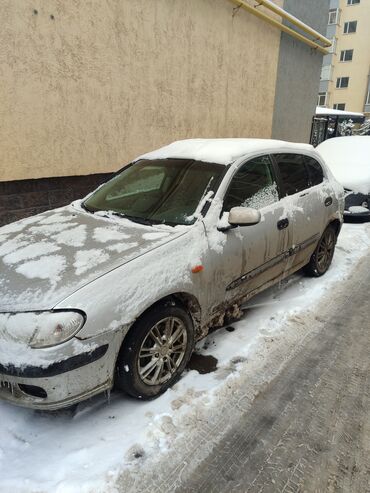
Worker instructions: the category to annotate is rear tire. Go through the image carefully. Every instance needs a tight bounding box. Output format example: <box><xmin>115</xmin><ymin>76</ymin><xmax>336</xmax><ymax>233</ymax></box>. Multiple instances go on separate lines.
<box><xmin>304</xmin><ymin>224</ymin><xmax>337</xmax><ymax>277</ymax></box>
<box><xmin>115</xmin><ymin>303</ymin><xmax>194</xmax><ymax>399</ymax></box>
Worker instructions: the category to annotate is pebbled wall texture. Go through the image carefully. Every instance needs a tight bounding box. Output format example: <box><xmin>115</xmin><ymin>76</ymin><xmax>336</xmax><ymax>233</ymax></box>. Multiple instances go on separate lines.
<box><xmin>0</xmin><ymin>0</ymin><xmax>327</xmax><ymax>225</ymax></box>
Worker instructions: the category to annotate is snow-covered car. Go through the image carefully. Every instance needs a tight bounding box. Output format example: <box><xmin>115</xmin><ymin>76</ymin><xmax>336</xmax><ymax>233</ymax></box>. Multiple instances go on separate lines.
<box><xmin>0</xmin><ymin>139</ymin><xmax>344</xmax><ymax>410</ymax></box>
<box><xmin>316</xmin><ymin>136</ymin><xmax>370</xmax><ymax>221</ymax></box>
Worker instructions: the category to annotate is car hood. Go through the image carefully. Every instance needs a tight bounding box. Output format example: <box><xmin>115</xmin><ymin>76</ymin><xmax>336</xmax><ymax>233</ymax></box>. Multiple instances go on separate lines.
<box><xmin>316</xmin><ymin>136</ymin><xmax>370</xmax><ymax>194</ymax></box>
<box><xmin>0</xmin><ymin>204</ymin><xmax>188</xmax><ymax>312</ymax></box>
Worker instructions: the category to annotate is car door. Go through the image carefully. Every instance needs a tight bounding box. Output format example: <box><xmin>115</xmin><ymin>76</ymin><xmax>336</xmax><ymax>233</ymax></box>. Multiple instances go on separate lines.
<box><xmin>211</xmin><ymin>154</ymin><xmax>292</xmax><ymax>309</ymax></box>
<box><xmin>272</xmin><ymin>153</ymin><xmax>327</xmax><ymax>270</ymax></box>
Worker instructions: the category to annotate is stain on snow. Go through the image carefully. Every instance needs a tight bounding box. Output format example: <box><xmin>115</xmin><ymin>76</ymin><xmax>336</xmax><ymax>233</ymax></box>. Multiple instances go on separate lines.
<box><xmin>55</xmin><ymin>225</ymin><xmax>87</xmax><ymax>247</ymax></box>
<box><xmin>107</xmin><ymin>242</ymin><xmax>139</xmax><ymax>253</ymax></box>
<box><xmin>39</xmin><ymin>213</ymin><xmax>73</xmax><ymax>225</ymax></box>
<box><xmin>142</xmin><ymin>232</ymin><xmax>170</xmax><ymax>240</ymax></box>
<box><xmin>187</xmin><ymin>353</ymin><xmax>218</xmax><ymax>374</ymax></box>
<box><xmin>3</xmin><ymin>242</ymin><xmax>61</xmax><ymax>265</ymax></box>
<box><xmin>15</xmin><ymin>255</ymin><xmax>66</xmax><ymax>283</ymax></box>
<box><xmin>74</xmin><ymin>249</ymin><xmax>110</xmax><ymax>275</ymax></box>
<box><xmin>93</xmin><ymin>227</ymin><xmax>130</xmax><ymax>243</ymax></box>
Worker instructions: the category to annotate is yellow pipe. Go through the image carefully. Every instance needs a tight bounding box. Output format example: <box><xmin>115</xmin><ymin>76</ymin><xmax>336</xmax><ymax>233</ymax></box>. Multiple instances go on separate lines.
<box><xmin>228</xmin><ymin>0</ymin><xmax>330</xmax><ymax>55</ymax></box>
<box><xmin>255</xmin><ymin>0</ymin><xmax>332</xmax><ymax>47</ymax></box>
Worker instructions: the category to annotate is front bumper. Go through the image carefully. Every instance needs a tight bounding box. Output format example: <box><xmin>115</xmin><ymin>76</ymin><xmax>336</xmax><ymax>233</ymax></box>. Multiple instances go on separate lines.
<box><xmin>0</xmin><ymin>330</ymin><xmax>123</xmax><ymax>410</ymax></box>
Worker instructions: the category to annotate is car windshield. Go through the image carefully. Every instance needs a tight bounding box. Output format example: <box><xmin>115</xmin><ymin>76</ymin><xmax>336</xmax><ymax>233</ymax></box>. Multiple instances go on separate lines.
<box><xmin>83</xmin><ymin>158</ymin><xmax>224</xmax><ymax>226</ymax></box>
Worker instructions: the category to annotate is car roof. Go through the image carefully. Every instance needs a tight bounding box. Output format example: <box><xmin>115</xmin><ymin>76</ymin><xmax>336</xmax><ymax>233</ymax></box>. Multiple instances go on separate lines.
<box><xmin>136</xmin><ymin>138</ymin><xmax>314</xmax><ymax>166</ymax></box>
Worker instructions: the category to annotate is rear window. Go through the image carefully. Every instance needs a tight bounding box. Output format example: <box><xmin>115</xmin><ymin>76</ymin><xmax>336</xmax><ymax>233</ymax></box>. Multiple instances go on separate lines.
<box><xmin>274</xmin><ymin>154</ymin><xmax>310</xmax><ymax>196</ymax></box>
<box><xmin>304</xmin><ymin>156</ymin><xmax>324</xmax><ymax>186</ymax></box>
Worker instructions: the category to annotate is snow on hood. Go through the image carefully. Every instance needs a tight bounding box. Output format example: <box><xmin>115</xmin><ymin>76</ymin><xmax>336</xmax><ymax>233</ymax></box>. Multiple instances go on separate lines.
<box><xmin>316</xmin><ymin>136</ymin><xmax>370</xmax><ymax>194</ymax></box>
<box><xmin>0</xmin><ymin>205</ymin><xmax>187</xmax><ymax>312</ymax></box>
<box><xmin>136</xmin><ymin>138</ymin><xmax>313</xmax><ymax>165</ymax></box>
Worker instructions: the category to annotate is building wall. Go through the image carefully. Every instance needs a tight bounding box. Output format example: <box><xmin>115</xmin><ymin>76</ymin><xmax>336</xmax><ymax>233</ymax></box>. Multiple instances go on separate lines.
<box><xmin>318</xmin><ymin>0</ymin><xmax>370</xmax><ymax>115</ymax></box>
<box><xmin>0</xmin><ymin>0</ymin><xmax>328</xmax><ymax>226</ymax></box>
<box><xmin>331</xmin><ymin>0</ymin><xmax>370</xmax><ymax>113</ymax></box>
<box><xmin>0</xmin><ymin>0</ymin><xmax>283</xmax><ymax>184</ymax></box>
<box><xmin>271</xmin><ymin>0</ymin><xmax>329</xmax><ymax>142</ymax></box>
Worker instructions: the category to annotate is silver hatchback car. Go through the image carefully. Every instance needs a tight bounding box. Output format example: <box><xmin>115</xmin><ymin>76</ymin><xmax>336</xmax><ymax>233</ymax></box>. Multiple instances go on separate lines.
<box><xmin>0</xmin><ymin>139</ymin><xmax>344</xmax><ymax>410</ymax></box>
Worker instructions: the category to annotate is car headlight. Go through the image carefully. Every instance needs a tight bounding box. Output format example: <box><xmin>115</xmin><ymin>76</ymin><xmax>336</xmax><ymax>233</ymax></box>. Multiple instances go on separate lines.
<box><xmin>0</xmin><ymin>311</ymin><xmax>85</xmax><ymax>349</ymax></box>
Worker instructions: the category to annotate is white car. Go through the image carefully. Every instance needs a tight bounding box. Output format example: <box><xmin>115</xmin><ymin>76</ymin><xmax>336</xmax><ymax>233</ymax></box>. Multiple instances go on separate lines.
<box><xmin>0</xmin><ymin>139</ymin><xmax>344</xmax><ymax>410</ymax></box>
<box><xmin>316</xmin><ymin>136</ymin><xmax>370</xmax><ymax>221</ymax></box>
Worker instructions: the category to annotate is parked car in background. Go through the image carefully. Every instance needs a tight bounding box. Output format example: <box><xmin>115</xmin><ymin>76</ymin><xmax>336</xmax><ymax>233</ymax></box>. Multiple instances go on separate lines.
<box><xmin>316</xmin><ymin>136</ymin><xmax>370</xmax><ymax>221</ymax></box>
<box><xmin>0</xmin><ymin>139</ymin><xmax>344</xmax><ymax>410</ymax></box>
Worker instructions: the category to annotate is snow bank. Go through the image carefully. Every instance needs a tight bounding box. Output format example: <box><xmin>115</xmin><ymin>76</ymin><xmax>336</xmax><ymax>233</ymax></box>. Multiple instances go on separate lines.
<box><xmin>0</xmin><ymin>223</ymin><xmax>369</xmax><ymax>493</ymax></box>
<box><xmin>315</xmin><ymin>107</ymin><xmax>364</xmax><ymax>117</ymax></box>
<box><xmin>316</xmin><ymin>136</ymin><xmax>370</xmax><ymax>194</ymax></box>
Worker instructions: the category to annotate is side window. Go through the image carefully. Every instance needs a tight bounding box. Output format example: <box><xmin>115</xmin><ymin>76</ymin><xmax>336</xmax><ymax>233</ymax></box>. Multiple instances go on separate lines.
<box><xmin>274</xmin><ymin>154</ymin><xmax>310</xmax><ymax>196</ymax></box>
<box><xmin>223</xmin><ymin>155</ymin><xmax>279</xmax><ymax>211</ymax></box>
<box><xmin>304</xmin><ymin>156</ymin><xmax>324</xmax><ymax>186</ymax></box>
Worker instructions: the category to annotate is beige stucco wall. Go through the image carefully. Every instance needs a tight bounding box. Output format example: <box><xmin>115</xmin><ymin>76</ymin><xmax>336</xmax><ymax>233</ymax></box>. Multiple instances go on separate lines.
<box><xmin>329</xmin><ymin>0</ymin><xmax>370</xmax><ymax>112</ymax></box>
<box><xmin>0</xmin><ymin>0</ymin><xmax>282</xmax><ymax>182</ymax></box>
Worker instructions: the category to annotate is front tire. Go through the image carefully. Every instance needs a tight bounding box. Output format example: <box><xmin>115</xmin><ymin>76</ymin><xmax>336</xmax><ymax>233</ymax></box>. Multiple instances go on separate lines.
<box><xmin>115</xmin><ymin>304</ymin><xmax>194</xmax><ymax>399</ymax></box>
<box><xmin>304</xmin><ymin>224</ymin><xmax>337</xmax><ymax>277</ymax></box>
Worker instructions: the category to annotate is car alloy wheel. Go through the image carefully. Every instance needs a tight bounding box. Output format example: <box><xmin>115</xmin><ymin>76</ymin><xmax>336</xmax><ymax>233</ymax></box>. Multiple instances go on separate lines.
<box><xmin>316</xmin><ymin>228</ymin><xmax>335</xmax><ymax>273</ymax></box>
<box><xmin>115</xmin><ymin>303</ymin><xmax>194</xmax><ymax>399</ymax></box>
<box><xmin>304</xmin><ymin>224</ymin><xmax>337</xmax><ymax>277</ymax></box>
<box><xmin>138</xmin><ymin>316</ymin><xmax>188</xmax><ymax>386</ymax></box>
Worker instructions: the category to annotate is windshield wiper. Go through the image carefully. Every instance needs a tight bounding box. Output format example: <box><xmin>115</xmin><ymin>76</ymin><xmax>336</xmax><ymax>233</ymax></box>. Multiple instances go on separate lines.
<box><xmin>111</xmin><ymin>212</ymin><xmax>155</xmax><ymax>226</ymax></box>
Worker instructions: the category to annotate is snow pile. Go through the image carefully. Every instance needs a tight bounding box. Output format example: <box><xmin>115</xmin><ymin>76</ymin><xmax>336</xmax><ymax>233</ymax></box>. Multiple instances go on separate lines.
<box><xmin>0</xmin><ymin>223</ymin><xmax>369</xmax><ymax>493</ymax></box>
<box><xmin>315</xmin><ymin>107</ymin><xmax>364</xmax><ymax>117</ymax></box>
<box><xmin>137</xmin><ymin>139</ymin><xmax>313</xmax><ymax>165</ymax></box>
<box><xmin>316</xmin><ymin>136</ymin><xmax>370</xmax><ymax>194</ymax></box>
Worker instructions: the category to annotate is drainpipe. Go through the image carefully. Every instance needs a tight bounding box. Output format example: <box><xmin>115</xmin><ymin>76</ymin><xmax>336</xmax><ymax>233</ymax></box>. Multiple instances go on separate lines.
<box><xmin>228</xmin><ymin>0</ymin><xmax>331</xmax><ymax>55</ymax></box>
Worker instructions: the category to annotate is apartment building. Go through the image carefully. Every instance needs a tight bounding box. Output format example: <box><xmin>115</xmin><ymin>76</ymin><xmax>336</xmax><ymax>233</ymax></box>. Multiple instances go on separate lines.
<box><xmin>318</xmin><ymin>0</ymin><xmax>370</xmax><ymax>115</ymax></box>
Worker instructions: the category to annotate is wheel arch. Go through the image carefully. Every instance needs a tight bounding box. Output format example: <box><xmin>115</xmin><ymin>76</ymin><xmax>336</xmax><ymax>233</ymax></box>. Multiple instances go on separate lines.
<box><xmin>119</xmin><ymin>291</ymin><xmax>202</xmax><ymax>349</ymax></box>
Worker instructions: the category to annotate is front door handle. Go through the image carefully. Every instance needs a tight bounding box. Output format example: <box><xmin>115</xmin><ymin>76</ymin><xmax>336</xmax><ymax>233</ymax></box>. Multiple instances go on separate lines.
<box><xmin>277</xmin><ymin>218</ymin><xmax>289</xmax><ymax>230</ymax></box>
<box><xmin>325</xmin><ymin>197</ymin><xmax>333</xmax><ymax>207</ymax></box>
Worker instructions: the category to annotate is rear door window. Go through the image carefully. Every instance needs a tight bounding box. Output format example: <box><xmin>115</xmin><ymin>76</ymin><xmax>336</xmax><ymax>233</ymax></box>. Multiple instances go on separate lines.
<box><xmin>223</xmin><ymin>155</ymin><xmax>279</xmax><ymax>211</ymax></box>
<box><xmin>304</xmin><ymin>156</ymin><xmax>324</xmax><ymax>186</ymax></box>
<box><xmin>274</xmin><ymin>154</ymin><xmax>310</xmax><ymax>196</ymax></box>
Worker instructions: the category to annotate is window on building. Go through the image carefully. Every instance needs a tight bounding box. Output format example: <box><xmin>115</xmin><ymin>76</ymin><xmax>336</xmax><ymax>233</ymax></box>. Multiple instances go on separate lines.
<box><xmin>320</xmin><ymin>65</ymin><xmax>332</xmax><ymax>81</ymax></box>
<box><xmin>344</xmin><ymin>21</ymin><xmax>357</xmax><ymax>33</ymax></box>
<box><xmin>347</xmin><ymin>0</ymin><xmax>360</xmax><ymax>5</ymax></box>
<box><xmin>317</xmin><ymin>92</ymin><xmax>328</xmax><ymax>106</ymax></box>
<box><xmin>328</xmin><ymin>8</ymin><xmax>340</xmax><ymax>25</ymax></box>
<box><xmin>336</xmin><ymin>77</ymin><xmax>349</xmax><ymax>88</ymax></box>
<box><xmin>340</xmin><ymin>49</ymin><xmax>353</xmax><ymax>61</ymax></box>
<box><xmin>333</xmin><ymin>103</ymin><xmax>346</xmax><ymax>110</ymax></box>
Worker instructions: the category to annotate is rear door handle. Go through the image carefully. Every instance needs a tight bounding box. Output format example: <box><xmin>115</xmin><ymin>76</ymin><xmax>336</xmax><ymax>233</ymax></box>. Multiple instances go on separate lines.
<box><xmin>277</xmin><ymin>218</ymin><xmax>289</xmax><ymax>230</ymax></box>
<box><xmin>324</xmin><ymin>197</ymin><xmax>333</xmax><ymax>207</ymax></box>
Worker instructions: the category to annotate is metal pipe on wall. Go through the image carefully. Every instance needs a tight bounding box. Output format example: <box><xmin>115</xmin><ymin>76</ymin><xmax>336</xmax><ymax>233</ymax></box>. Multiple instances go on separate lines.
<box><xmin>228</xmin><ymin>0</ymin><xmax>331</xmax><ymax>55</ymax></box>
<box><xmin>255</xmin><ymin>0</ymin><xmax>332</xmax><ymax>47</ymax></box>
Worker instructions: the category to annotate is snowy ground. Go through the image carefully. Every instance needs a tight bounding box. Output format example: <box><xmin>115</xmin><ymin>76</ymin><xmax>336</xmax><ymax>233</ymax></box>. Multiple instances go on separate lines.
<box><xmin>0</xmin><ymin>222</ymin><xmax>369</xmax><ymax>493</ymax></box>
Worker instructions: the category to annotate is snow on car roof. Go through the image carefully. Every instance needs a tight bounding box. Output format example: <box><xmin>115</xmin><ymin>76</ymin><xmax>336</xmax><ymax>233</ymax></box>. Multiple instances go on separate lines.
<box><xmin>315</xmin><ymin>106</ymin><xmax>364</xmax><ymax>117</ymax></box>
<box><xmin>316</xmin><ymin>136</ymin><xmax>370</xmax><ymax>194</ymax></box>
<box><xmin>136</xmin><ymin>139</ymin><xmax>314</xmax><ymax>165</ymax></box>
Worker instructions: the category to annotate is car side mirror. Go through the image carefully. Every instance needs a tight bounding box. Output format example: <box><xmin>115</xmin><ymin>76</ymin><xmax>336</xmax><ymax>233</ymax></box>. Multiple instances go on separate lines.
<box><xmin>228</xmin><ymin>207</ymin><xmax>261</xmax><ymax>226</ymax></box>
